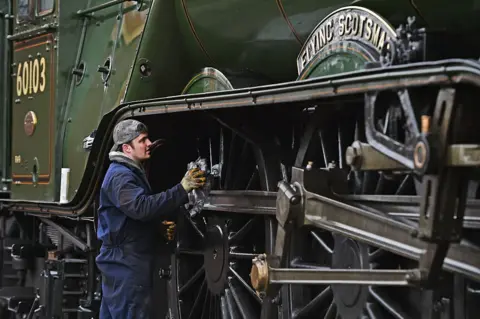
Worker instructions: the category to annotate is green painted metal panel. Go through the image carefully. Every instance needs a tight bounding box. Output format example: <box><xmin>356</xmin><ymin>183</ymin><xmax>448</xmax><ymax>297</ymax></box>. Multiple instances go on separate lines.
<box><xmin>10</xmin><ymin>34</ymin><xmax>56</xmax><ymax>200</ymax></box>
<box><xmin>174</xmin><ymin>0</ymin><xmax>418</xmax><ymax>84</ymax></box>
<box><xmin>8</xmin><ymin>0</ymin><xmax>87</xmax><ymax>200</ymax></box>
<box><xmin>6</xmin><ymin>0</ymin><xmax>480</xmax><ymax>203</ymax></box>
<box><xmin>63</xmin><ymin>1</ymin><xmax>151</xmax><ymax>200</ymax></box>
<box><xmin>0</xmin><ymin>0</ymin><xmax>7</xmax><ymax>194</ymax></box>
<box><xmin>127</xmin><ymin>0</ymin><xmax>420</xmax><ymax>103</ymax></box>
<box><xmin>125</xmin><ymin>0</ymin><xmax>195</xmax><ymax>102</ymax></box>
<box><xmin>182</xmin><ymin>68</ymin><xmax>234</xmax><ymax>94</ymax></box>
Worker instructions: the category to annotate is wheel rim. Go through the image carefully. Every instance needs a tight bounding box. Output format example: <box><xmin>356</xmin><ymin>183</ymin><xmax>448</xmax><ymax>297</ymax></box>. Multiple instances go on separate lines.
<box><xmin>168</xmin><ymin>127</ymin><xmax>277</xmax><ymax>319</ymax></box>
<box><xmin>283</xmin><ymin>104</ymin><xmax>425</xmax><ymax>319</ymax></box>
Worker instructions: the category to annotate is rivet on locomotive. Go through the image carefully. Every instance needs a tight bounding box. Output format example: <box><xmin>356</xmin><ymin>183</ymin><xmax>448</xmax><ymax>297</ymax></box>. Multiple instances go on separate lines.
<box><xmin>1</xmin><ymin>0</ymin><xmax>480</xmax><ymax>318</ymax></box>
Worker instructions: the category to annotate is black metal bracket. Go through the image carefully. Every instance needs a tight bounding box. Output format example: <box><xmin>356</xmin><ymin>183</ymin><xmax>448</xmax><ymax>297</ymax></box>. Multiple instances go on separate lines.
<box><xmin>76</xmin><ymin>0</ymin><xmax>144</xmax><ymax>17</ymax></box>
<box><xmin>39</xmin><ymin>218</ymin><xmax>90</xmax><ymax>252</ymax></box>
<box><xmin>364</xmin><ymin>88</ymin><xmax>423</xmax><ymax>172</ymax></box>
<box><xmin>7</xmin><ymin>23</ymin><xmax>58</xmax><ymax>41</ymax></box>
<box><xmin>415</xmin><ymin>88</ymin><xmax>469</xmax><ymax>287</ymax></box>
<box><xmin>380</xmin><ymin>16</ymin><xmax>426</xmax><ymax>67</ymax></box>
<box><xmin>0</xmin><ymin>287</ymin><xmax>35</xmax><ymax>315</ymax></box>
<box><xmin>365</xmin><ymin>87</ymin><xmax>469</xmax><ymax>286</ymax></box>
<box><xmin>254</xmin><ymin>180</ymin><xmax>301</xmax><ymax>298</ymax></box>
<box><xmin>37</xmin><ymin>261</ymin><xmax>65</xmax><ymax>318</ymax></box>
<box><xmin>252</xmin><ymin>159</ymin><xmax>472</xmax><ymax>295</ymax></box>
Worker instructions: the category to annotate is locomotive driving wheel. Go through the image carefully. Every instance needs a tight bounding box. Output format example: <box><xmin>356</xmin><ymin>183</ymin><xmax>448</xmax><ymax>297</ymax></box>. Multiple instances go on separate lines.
<box><xmin>167</xmin><ymin>127</ymin><xmax>278</xmax><ymax>319</ymax></box>
<box><xmin>281</xmin><ymin>103</ymin><xmax>431</xmax><ymax>319</ymax></box>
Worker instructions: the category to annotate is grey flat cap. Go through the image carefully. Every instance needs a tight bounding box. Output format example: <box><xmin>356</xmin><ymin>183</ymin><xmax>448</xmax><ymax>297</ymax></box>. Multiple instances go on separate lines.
<box><xmin>111</xmin><ymin>119</ymin><xmax>148</xmax><ymax>152</ymax></box>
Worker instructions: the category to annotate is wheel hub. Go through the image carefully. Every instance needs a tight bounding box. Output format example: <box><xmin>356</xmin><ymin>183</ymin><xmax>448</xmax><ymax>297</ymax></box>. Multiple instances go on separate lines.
<box><xmin>331</xmin><ymin>236</ymin><xmax>370</xmax><ymax>318</ymax></box>
<box><xmin>204</xmin><ymin>223</ymin><xmax>229</xmax><ymax>294</ymax></box>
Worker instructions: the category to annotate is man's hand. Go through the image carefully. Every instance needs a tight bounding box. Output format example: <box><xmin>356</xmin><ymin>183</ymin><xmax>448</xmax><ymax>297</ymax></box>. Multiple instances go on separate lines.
<box><xmin>162</xmin><ymin>221</ymin><xmax>176</xmax><ymax>241</ymax></box>
<box><xmin>181</xmin><ymin>167</ymin><xmax>206</xmax><ymax>192</ymax></box>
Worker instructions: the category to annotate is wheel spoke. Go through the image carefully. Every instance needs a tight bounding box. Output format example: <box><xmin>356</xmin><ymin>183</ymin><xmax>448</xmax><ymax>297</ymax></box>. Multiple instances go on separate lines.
<box><xmin>210</xmin><ymin>294</ymin><xmax>214</xmax><ymax>319</ymax></box>
<box><xmin>187</xmin><ymin>279</ymin><xmax>207</xmax><ymax>319</ymax></box>
<box><xmin>171</xmin><ymin>125</ymin><xmax>275</xmax><ymax>319</ymax></box>
<box><xmin>290</xmin><ymin>257</ymin><xmax>331</xmax><ymax>270</ymax></box>
<box><xmin>318</xmin><ymin>131</ymin><xmax>328</xmax><ymax>166</ymax></box>
<box><xmin>395</xmin><ymin>175</ymin><xmax>411</xmax><ymax>195</ymax></box>
<box><xmin>225</xmin><ymin>288</ymin><xmax>240</xmax><ymax>319</ymax></box>
<box><xmin>354</xmin><ymin>120</ymin><xmax>359</xmax><ymax>140</ymax></box>
<box><xmin>221</xmin><ymin>295</ymin><xmax>230</xmax><ymax>319</ymax></box>
<box><xmin>229</xmin><ymin>267</ymin><xmax>262</xmax><ymax>303</ymax></box>
<box><xmin>368</xmin><ymin>248</ymin><xmax>385</xmax><ymax>262</ymax></box>
<box><xmin>200</xmin><ymin>290</ymin><xmax>210</xmax><ymax>319</ymax></box>
<box><xmin>245</xmin><ymin>169</ymin><xmax>258</xmax><ymax>190</ymax></box>
<box><xmin>224</xmin><ymin>134</ymin><xmax>238</xmax><ymax>190</ymax></box>
<box><xmin>211</xmin><ymin>293</ymin><xmax>217</xmax><ymax>319</ymax></box>
<box><xmin>186</xmin><ymin>217</ymin><xmax>205</xmax><ymax>240</ymax></box>
<box><xmin>229</xmin><ymin>280</ymin><xmax>257</xmax><ymax>319</ymax></box>
<box><xmin>233</xmin><ymin>141</ymin><xmax>252</xmax><ymax>189</ymax></box>
<box><xmin>324</xmin><ymin>301</ymin><xmax>337</xmax><ymax>319</ymax></box>
<box><xmin>366</xmin><ymin>302</ymin><xmax>382</xmax><ymax>319</ymax></box>
<box><xmin>293</xmin><ymin>286</ymin><xmax>332</xmax><ymax>318</ymax></box>
<box><xmin>219</xmin><ymin>128</ymin><xmax>225</xmax><ymax>190</ymax></box>
<box><xmin>337</xmin><ymin>126</ymin><xmax>343</xmax><ymax>169</ymax></box>
<box><xmin>310</xmin><ymin>231</ymin><xmax>333</xmax><ymax>255</ymax></box>
<box><xmin>179</xmin><ymin>267</ymin><xmax>205</xmax><ymax>295</ymax></box>
<box><xmin>281</xmin><ymin>100</ymin><xmax>427</xmax><ymax>319</ymax></box>
<box><xmin>374</xmin><ymin>173</ymin><xmax>385</xmax><ymax>194</ymax></box>
<box><xmin>179</xmin><ymin>248</ymin><xmax>203</xmax><ymax>257</ymax></box>
<box><xmin>216</xmin><ymin>295</ymin><xmax>221</xmax><ymax>319</ymax></box>
<box><xmin>229</xmin><ymin>252</ymin><xmax>258</xmax><ymax>260</ymax></box>
<box><xmin>369</xmin><ymin>287</ymin><xmax>409</xmax><ymax>319</ymax></box>
<box><xmin>229</xmin><ymin>217</ymin><xmax>257</xmax><ymax>244</ymax></box>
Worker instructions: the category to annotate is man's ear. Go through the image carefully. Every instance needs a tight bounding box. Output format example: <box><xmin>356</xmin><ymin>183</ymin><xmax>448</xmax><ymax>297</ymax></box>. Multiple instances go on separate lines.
<box><xmin>121</xmin><ymin>144</ymin><xmax>130</xmax><ymax>153</ymax></box>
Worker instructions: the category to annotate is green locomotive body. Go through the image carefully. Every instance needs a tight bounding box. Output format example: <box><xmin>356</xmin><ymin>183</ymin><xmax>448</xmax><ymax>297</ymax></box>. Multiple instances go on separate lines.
<box><xmin>1</xmin><ymin>0</ymin><xmax>480</xmax><ymax>318</ymax></box>
<box><xmin>2</xmin><ymin>0</ymin><xmax>479</xmax><ymax>203</ymax></box>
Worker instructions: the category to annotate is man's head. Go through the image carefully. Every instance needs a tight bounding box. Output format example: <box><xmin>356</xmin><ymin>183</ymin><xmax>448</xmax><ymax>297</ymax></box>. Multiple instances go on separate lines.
<box><xmin>111</xmin><ymin>119</ymin><xmax>152</xmax><ymax>162</ymax></box>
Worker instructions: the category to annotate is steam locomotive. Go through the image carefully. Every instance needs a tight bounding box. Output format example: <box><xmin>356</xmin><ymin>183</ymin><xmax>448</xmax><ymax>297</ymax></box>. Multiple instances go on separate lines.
<box><xmin>1</xmin><ymin>0</ymin><xmax>480</xmax><ymax>318</ymax></box>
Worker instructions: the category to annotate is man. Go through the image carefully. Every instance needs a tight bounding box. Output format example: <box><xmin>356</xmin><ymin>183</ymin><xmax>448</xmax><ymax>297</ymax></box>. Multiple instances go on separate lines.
<box><xmin>96</xmin><ymin>119</ymin><xmax>205</xmax><ymax>318</ymax></box>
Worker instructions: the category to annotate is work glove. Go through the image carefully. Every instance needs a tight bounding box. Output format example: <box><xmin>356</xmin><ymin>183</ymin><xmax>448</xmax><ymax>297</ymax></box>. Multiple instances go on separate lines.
<box><xmin>162</xmin><ymin>221</ymin><xmax>176</xmax><ymax>241</ymax></box>
<box><xmin>181</xmin><ymin>167</ymin><xmax>206</xmax><ymax>192</ymax></box>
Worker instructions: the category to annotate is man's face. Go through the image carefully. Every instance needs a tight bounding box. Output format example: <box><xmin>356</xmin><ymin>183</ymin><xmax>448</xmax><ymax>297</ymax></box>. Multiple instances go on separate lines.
<box><xmin>122</xmin><ymin>132</ymin><xmax>152</xmax><ymax>162</ymax></box>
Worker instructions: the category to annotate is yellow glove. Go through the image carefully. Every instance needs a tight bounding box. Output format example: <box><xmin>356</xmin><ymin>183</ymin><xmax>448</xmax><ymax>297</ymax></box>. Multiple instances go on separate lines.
<box><xmin>162</xmin><ymin>221</ymin><xmax>176</xmax><ymax>241</ymax></box>
<box><xmin>181</xmin><ymin>167</ymin><xmax>206</xmax><ymax>192</ymax></box>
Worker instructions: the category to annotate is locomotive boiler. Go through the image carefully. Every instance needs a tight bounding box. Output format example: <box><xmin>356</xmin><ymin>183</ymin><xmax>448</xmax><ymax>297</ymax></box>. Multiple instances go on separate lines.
<box><xmin>1</xmin><ymin>0</ymin><xmax>480</xmax><ymax>318</ymax></box>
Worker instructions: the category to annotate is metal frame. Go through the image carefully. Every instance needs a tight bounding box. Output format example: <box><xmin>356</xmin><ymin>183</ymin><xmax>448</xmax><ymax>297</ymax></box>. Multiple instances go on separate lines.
<box><xmin>207</xmin><ymin>167</ymin><xmax>480</xmax><ymax>283</ymax></box>
<box><xmin>5</xmin><ymin>59</ymin><xmax>480</xmax><ymax>215</ymax></box>
<box><xmin>1</xmin><ymin>60</ymin><xmax>480</xmax><ymax>303</ymax></box>
<box><xmin>206</xmin><ymin>188</ymin><xmax>480</xmax><ymax>281</ymax></box>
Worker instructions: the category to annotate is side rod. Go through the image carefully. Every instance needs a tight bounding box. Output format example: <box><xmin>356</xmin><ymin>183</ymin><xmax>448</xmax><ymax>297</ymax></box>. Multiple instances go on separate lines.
<box><xmin>206</xmin><ymin>186</ymin><xmax>480</xmax><ymax>282</ymax></box>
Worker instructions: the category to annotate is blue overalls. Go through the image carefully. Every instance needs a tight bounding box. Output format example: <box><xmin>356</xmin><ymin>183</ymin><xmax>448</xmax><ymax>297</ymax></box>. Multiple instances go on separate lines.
<box><xmin>96</xmin><ymin>162</ymin><xmax>188</xmax><ymax>318</ymax></box>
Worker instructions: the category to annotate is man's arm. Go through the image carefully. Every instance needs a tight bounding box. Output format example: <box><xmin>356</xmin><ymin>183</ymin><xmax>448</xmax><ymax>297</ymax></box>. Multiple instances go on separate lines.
<box><xmin>109</xmin><ymin>173</ymin><xmax>189</xmax><ymax>222</ymax></box>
